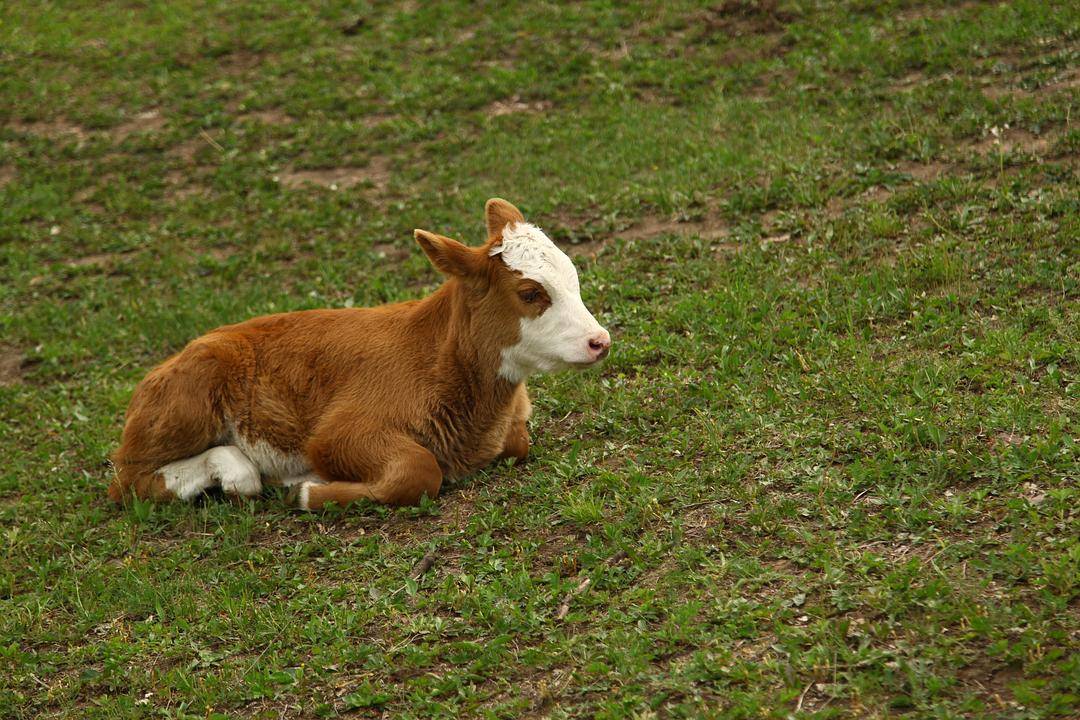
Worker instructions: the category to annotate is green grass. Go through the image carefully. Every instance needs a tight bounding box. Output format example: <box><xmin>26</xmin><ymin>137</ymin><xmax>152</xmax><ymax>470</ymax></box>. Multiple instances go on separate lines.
<box><xmin>2</xmin><ymin>1</ymin><xmax>1078</xmax><ymax>717</ymax></box>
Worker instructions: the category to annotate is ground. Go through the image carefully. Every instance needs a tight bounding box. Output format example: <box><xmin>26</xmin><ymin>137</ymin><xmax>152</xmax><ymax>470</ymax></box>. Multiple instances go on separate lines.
<box><xmin>1</xmin><ymin>1</ymin><xmax>1078</xmax><ymax>718</ymax></box>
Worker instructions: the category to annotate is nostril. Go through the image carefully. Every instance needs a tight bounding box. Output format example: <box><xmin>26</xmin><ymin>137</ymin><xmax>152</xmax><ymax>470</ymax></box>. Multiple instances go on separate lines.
<box><xmin>588</xmin><ymin>334</ymin><xmax>612</xmax><ymax>357</ymax></box>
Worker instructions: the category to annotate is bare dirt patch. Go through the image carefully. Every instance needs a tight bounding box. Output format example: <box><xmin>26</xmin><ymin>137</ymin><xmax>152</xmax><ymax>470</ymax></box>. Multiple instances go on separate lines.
<box><xmin>7</xmin><ymin>118</ymin><xmax>87</xmax><ymax>141</ymax></box>
<box><xmin>980</xmin><ymin>65</ymin><xmax>1080</xmax><ymax>100</ymax></box>
<box><xmin>64</xmin><ymin>251</ymin><xmax>135</xmax><ymax>270</ymax></box>
<box><xmin>826</xmin><ymin>185</ymin><xmax>896</xmax><ymax>219</ymax></box>
<box><xmin>210</xmin><ymin>49</ymin><xmax>267</xmax><ymax>77</ymax></box>
<box><xmin>486</xmin><ymin>96</ymin><xmax>553</xmax><ymax>117</ymax></box>
<box><xmin>278</xmin><ymin>157</ymin><xmax>391</xmax><ymax>192</ymax></box>
<box><xmin>559</xmin><ymin>238</ymin><xmax>608</xmax><ymax>259</ymax></box>
<box><xmin>862</xmin><ymin>185</ymin><xmax>897</xmax><ymax>204</ymax></box>
<box><xmin>0</xmin><ymin>166</ymin><xmax>14</xmax><ymax>188</ymax></box>
<box><xmin>957</xmin><ymin>658</ymin><xmax>1022</xmax><ymax>703</ymax></box>
<box><xmin>979</xmin><ymin>81</ymin><xmax>1018</xmax><ymax>100</ymax></box>
<box><xmin>676</xmin><ymin>0</ymin><xmax>796</xmax><ymax>62</ymax></box>
<box><xmin>168</xmin><ymin>130</ymin><xmax>225</xmax><ymax>164</ymax></box>
<box><xmin>236</xmin><ymin>109</ymin><xmax>294</xmax><ymax>126</ymax></box>
<box><xmin>359</xmin><ymin>112</ymin><xmax>396</xmax><ymax>128</ymax></box>
<box><xmin>371</xmin><ymin>242</ymin><xmax>410</xmax><ymax>262</ymax></box>
<box><xmin>968</xmin><ymin>128</ymin><xmax>1053</xmax><ymax>156</ymax></box>
<box><xmin>72</xmin><ymin>184</ymin><xmax>107</xmax><ymax>213</ymax></box>
<box><xmin>699</xmin><ymin>0</ymin><xmax>795</xmax><ymax>35</ymax></box>
<box><xmin>897</xmin><ymin>160</ymin><xmax>949</xmax><ymax>182</ymax></box>
<box><xmin>890</xmin><ymin>71</ymin><xmax>927</xmax><ymax>92</ymax></box>
<box><xmin>621</xmin><ymin>214</ymin><xmax>731</xmax><ymax>243</ymax></box>
<box><xmin>1037</xmin><ymin>67</ymin><xmax>1080</xmax><ymax>93</ymax></box>
<box><xmin>164</xmin><ymin>169</ymin><xmax>203</xmax><ymax>201</ymax></box>
<box><xmin>990</xmin><ymin>431</ymin><xmax>1025</xmax><ymax>449</ymax></box>
<box><xmin>0</xmin><ymin>347</ymin><xmax>27</xmax><ymax>386</ymax></box>
<box><xmin>549</xmin><ymin>209</ymin><xmax>734</xmax><ymax>258</ymax></box>
<box><xmin>112</xmin><ymin>110</ymin><xmax>166</xmax><ymax>141</ymax></box>
<box><xmin>895</xmin><ymin>0</ymin><xmax>991</xmax><ymax>24</ymax></box>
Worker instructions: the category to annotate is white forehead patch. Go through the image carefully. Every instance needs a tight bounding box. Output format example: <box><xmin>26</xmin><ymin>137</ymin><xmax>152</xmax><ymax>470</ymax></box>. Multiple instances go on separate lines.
<box><xmin>489</xmin><ymin>222</ymin><xmax>579</xmax><ymax>292</ymax></box>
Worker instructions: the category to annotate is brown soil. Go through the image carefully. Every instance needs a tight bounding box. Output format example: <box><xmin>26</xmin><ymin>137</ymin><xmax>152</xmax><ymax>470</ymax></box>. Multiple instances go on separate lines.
<box><xmin>209</xmin><ymin>49</ymin><xmax>267</xmax><ymax>77</ymax></box>
<box><xmin>890</xmin><ymin>71</ymin><xmax>926</xmax><ymax>92</ymax></box>
<box><xmin>7</xmin><ymin>118</ymin><xmax>87</xmax><ymax>141</ymax></box>
<box><xmin>968</xmin><ymin>128</ymin><xmax>1052</xmax><ymax>156</ymax></box>
<box><xmin>112</xmin><ymin>109</ymin><xmax>166</xmax><ymax>141</ymax></box>
<box><xmin>359</xmin><ymin>112</ymin><xmax>396</xmax><ymax>128</ymax></box>
<box><xmin>168</xmin><ymin>131</ymin><xmax>225</xmax><ymax>164</ymax></box>
<box><xmin>371</xmin><ymin>242</ymin><xmax>410</xmax><ymax>262</ymax></box>
<box><xmin>278</xmin><ymin>156</ymin><xmax>391</xmax><ymax>191</ymax></box>
<box><xmin>895</xmin><ymin>0</ymin><xmax>991</xmax><ymax>23</ymax></box>
<box><xmin>957</xmin><ymin>658</ymin><xmax>1023</xmax><ymax>701</ymax></box>
<box><xmin>1038</xmin><ymin>68</ymin><xmax>1080</xmax><ymax>93</ymax></box>
<box><xmin>164</xmin><ymin>169</ymin><xmax>203</xmax><ymax>200</ymax></box>
<box><xmin>0</xmin><ymin>347</ymin><xmax>26</xmax><ymax>386</ymax></box>
<box><xmin>621</xmin><ymin>214</ymin><xmax>731</xmax><ymax>242</ymax></box>
<box><xmin>700</xmin><ymin>0</ymin><xmax>796</xmax><ymax>35</ymax></box>
<box><xmin>897</xmin><ymin>160</ymin><xmax>949</xmax><ymax>182</ymax></box>
<box><xmin>560</xmin><ymin>238</ymin><xmax>608</xmax><ymax>259</ymax></box>
<box><xmin>237</xmin><ymin>109</ymin><xmax>294</xmax><ymax>126</ymax></box>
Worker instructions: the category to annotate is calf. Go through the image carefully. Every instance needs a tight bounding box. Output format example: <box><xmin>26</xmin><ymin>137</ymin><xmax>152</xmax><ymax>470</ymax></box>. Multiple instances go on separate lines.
<box><xmin>108</xmin><ymin>199</ymin><xmax>611</xmax><ymax>510</ymax></box>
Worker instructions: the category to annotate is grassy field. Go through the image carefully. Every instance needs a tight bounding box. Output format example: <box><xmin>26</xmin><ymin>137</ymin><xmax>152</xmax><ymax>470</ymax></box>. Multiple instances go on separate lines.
<box><xmin>2</xmin><ymin>0</ymin><xmax>1078</xmax><ymax>717</ymax></box>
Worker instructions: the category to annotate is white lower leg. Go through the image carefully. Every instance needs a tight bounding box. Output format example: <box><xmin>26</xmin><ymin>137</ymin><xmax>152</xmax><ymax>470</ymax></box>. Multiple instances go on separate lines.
<box><xmin>207</xmin><ymin>446</ymin><xmax>262</xmax><ymax>497</ymax></box>
<box><xmin>159</xmin><ymin>451</ymin><xmax>217</xmax><ymax>500</ymax></box>
<box><xmin>282</xmin><ymin>472</ymin><xmax>326</xmax><ymax>510</ymax></box>
<box><xmin>158</xmin><ymin>446</ymin><xmax>262</xmax><ymax>500</ymax></box>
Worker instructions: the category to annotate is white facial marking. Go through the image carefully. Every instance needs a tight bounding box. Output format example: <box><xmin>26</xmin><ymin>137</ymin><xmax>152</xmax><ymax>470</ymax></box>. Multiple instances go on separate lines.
<box><xmin>490</xmin><ymin>222</ymin><xmax>608</xmax><ymax>382</ymax></box>
<box><xmin>159</xmin><ymin>445</ymin><xmax>261</xmax><ymax>500</ymax></box>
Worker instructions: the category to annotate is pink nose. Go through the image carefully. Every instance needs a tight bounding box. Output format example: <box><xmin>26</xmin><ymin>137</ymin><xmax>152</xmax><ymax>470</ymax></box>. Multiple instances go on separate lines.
<box><xmin>587</xmin><ymin>331</ymin><xmax>611</xmax><ymax>360</ymax></box>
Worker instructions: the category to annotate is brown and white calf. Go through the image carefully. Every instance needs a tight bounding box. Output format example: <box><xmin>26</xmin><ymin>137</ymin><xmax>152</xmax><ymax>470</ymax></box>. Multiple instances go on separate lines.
<box><xmin>108</xmin><ymin>199</ymin><xmax>611</xmax><ymax>510</ymax></box>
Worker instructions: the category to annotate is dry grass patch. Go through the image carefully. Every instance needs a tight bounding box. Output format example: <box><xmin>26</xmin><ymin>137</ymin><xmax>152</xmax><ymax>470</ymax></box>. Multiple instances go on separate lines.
<box><xmin>64</xmin><ymin>252</ymin><xmax>133</xmax><ymax>269</ymax></box>
<box><xmin>486</xmin><ymin>96</ymin><xmax>553</xmax><ymax>117</ymax></box>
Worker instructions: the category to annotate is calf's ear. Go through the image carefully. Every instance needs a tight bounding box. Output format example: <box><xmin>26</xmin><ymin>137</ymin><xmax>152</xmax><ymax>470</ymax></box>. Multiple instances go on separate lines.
<box><xmin>485</xmin><ymin>198</ymin><xmax>525</xmax><ymax>241</ymax></box>
<box><xmin>415</xmin><ymin>229</ymin><xmax>484</xmax><ymax>279</ymax></box>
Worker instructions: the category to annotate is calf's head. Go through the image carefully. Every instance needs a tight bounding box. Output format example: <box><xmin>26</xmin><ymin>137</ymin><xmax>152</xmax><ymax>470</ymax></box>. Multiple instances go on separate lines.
<box><xmin>415</xmin><ymin>198</ymin><xmax>610</xmax><ymax>383</ymax></box>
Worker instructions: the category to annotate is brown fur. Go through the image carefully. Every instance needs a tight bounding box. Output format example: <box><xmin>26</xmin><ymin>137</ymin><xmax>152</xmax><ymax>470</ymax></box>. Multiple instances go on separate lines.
<box><xmin>109</xmin><ymin>199</ymin><xmax>541</xmax><ymax>509</ymax></box>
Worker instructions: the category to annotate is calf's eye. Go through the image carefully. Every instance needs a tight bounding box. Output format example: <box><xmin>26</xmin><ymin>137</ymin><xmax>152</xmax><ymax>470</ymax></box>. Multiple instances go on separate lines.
<box><xmin>519</xmin><ymin>289</ymin><xmax>540</xmax><ymax>303</ymax></box>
